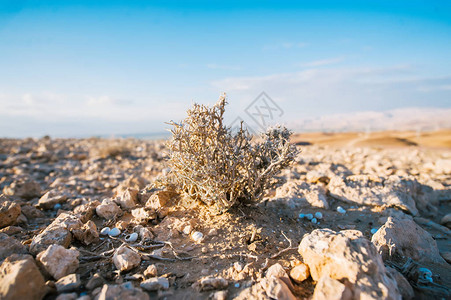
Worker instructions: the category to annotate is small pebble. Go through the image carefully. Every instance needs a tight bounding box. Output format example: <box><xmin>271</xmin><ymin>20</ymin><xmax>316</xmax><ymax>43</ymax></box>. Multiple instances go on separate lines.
<box><xmin>234</xmin><ymin>283</ymin><xmax>240</xmax><ymax>288</ymax></box>
<box><xmin>298</xmin><ymin>213</ymin><xmax>305</xmax><ymax>219</ymax></box>
<box><xmin>234</xmin><ymin>262</ymin><xmax>243</xmax><ymax>272</ymax></box>
<box><xmin>337</xmin><ymin>206</ymin><xmax>346</xmax><ymax>214</ymax></box>
<box><xmin>305</xmin><ymin>214</ymin><xmax>314</xmax><ymax>220</ymax></box>
<box><xmin>183</xmin><ymin>225</ymin><xmax>193</xmax><ymax>235</ymax></box>
<box><xmin>54</xmin><ymin>203</ymin><xmax>62</xmax><ymax>210</ymax></box>
<box><xmin>311</xmin><ymin>218</ymin><xmax>317</xmax><ymax>224</ymax></box>
<box><xmin>370</xmin><ymin>228</ymin><xmax>379</xmax><ymax>235</ymax></box>
<box><xmin>191</xmin><ymin>231</ymin><xmax>203</xmax><ymax>243</ymax></box>
<box><xmin>108</xmin><ymin>227</ymin><xmax>121</xmax><ymax>237</ymax></box>
<box><xmin>100</xmin><ymin>227</ymin><xmax>111</xmax><ymax>235</ymax></box>
<box><xmin>125</xmin><ymin>232</ymin><xmax>138</xmax><ymax>242</ymax></box>
<box><xmin>314</xmin><ymin>212</ymin><xmax>323</xmax><ymax>219</ymax></box>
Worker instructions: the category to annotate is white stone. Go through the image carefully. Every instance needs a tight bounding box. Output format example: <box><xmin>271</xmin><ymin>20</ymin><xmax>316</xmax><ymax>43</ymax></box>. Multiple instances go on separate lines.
<box><xmin>108</xmin><ymin>227</ymin><xmax>121</xmax><ymax>237</ymax></box>
<box><xmin>125</xmin><ymin>232</ymin><xmax>138</xmax><ymax>243</ymax></box>
<box><xmin>183</xmin><ymin>225</ymin><xmax>193</xmax><ymax>235</ymax></box>
<box><xmin>191</xmin><ymin>231</ymin><xmax>203</xmax><ymax>243</ymax></box>
<box><xmin>337</xmin><ymin>206</ymin><xmax>346</xmax><ymax>214</ymax></box>
<box><xmin>100</xmin><ymin>227</ymin><xmax>111</xmax><ymax>235</ymax></box>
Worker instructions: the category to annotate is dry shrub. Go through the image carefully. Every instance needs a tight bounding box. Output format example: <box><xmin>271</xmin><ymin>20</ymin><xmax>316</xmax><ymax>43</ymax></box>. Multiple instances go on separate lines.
<box><xmin>166</xmin><ymin>94</ymin><xmax>298</xmax><ymax>213</ymax></box>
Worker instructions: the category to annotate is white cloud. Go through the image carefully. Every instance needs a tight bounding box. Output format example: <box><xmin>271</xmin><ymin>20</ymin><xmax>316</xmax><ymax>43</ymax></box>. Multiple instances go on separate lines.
<box><xmin>211</xmin><ymin>65</ymin><xmax>451</xmax><ymax>122</ymax></box>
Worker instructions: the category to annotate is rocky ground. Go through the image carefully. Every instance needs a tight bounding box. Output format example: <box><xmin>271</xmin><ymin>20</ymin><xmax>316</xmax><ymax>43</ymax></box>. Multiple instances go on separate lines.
<box><xmin>0</xmin><ymin>135</ymin><xmax>450</xmax><ymax>300</ymax></box>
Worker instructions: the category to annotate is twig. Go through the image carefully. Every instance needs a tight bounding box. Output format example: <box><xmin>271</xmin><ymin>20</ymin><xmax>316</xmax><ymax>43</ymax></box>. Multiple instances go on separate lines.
<box><xmin>92</xmin><ymin>239</ymin><xmax>107</xmax><ymax>251</ymax></box>
<box><xmin>270</xmin><ymin>231</ymin><xmax>297</xmax><ymax>259</ymax></box>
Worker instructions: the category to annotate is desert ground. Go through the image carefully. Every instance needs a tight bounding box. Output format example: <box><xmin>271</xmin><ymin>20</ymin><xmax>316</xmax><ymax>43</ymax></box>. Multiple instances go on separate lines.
<box><xmin>0</xmin><ymin>130</ymin><xmax>450</xmax><ymax>300</ymax></box>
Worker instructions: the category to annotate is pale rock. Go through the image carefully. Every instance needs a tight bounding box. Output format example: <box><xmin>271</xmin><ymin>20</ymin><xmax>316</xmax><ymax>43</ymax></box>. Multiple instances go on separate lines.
<box><xmin>136</xmin><ymin>226</ymin><xmax>154</xmax><ymax>241</ymax></box>
<box><xmin>0</xmin><ymin>233</ymin><xmax>27</xmax><ymax>262</ymax></box>
<box><xmin>144</xmin><ymin>264</ymin><xmax>158</xmax><ymax>277</ymax></box>
<box><xmin>0</xmin><ymin>254</ymin><xmax>47</xmax><ymax>300</ymax></box>
<box><xmin>260</xmin><ymin>276</ymin><xmax>296</xmax><ymax>300</ymax></box>
<box><xmin>208</xmin><ymin>228</ymin><xmax>218</xmax><ymax>236</ymax></box>
<box><xmin>299</xmin><ymin>229</ymin><xmax>401</xmax><ymax>300</ymax></box>
<box><xmin>86</xmin><ymin>273</ymin><xmax>105</xmax><ymax>290</ymax></box>
<box><xmin>21</xmin><ymin>205</ymin><xmax>45</xmax><ymax>219</ymax></box>
<box><xmin>211</xmin><ymin>290</ymin><xmax>228</xmax><ymax>300</ymax></box>
<box><xmin>386</xmin><ymin>266</ymin><xmax>414</xmax><ymax>300</ymax></box>
<box><xmin>305</xmin><ymin>187</ymin><xmax>329</xmax><ymax>209</ymax></box>
<box><xmin>371</xmin><ymin>217</ymin><xmax>446</xmax><ymax>264</ymax></box>
<box><xmin>440</xmin><ymin>213</ymin><xmax>451</xmax><ymax>229</ymax></box>
<box><xmin>95</xmin><ymin>199</ymin><xmax>122</xmax><ymax>219</ymax></box>
<box><xmin>116</xmin><ymin>188</ymin><xmax>138</xmax><ymax>210</ymax></box>
<box><xmin>157</xmin><ymin>207</ymin><xmax>169</xmax><ymax>219</ymax></box>
<box><xmin>113</xmin><ymin>245</ymin><xmax>141</xmax><ymax>272</ymax></box>
<box><xmin>3</xmin><ymin>178</ymin><xmax>41</xmax><ymax>200</ymax></box>
<box><xmin>51</xmin><ymin>213</ymin><xmax>83</xmax><ymax>231</ymax></box>
<box><xmin>30</xmin><ymin>213</ymin><xmax>82</xmax><ymax>255</ymax></box>
<box><xmin>37</xmin><ymin>245</ymin><xmax>79</xmax><ymax>280</ymax></box>
<box><xmin>55</xmin><ymin>293</ymin><xmax>77</xmax><ymax>300</ymax></box>
<box><xmin>37</xmin><ymin>190</ymin><xmax>68</xmax><ymax>210</ymax></box>
<box><xmin>306</xmin><ymin>170</ymin><xmax>330</xmax><ymax>183</ymax></box>
<box><xmin>0</xmin><ymin>195</ymin><xmax>21</xmax><ymax>228</ymax></box>
<box><xmin>441</xmin><ymin>251</ymin><xmax>451</xmax><ymax>264</ymax></box>
<box><xmin>289</xmin><ymin>263</ymin><xmax>310</xmax><ymax>283</ymax></box>
<box><xmin>234</xmin><ymin>261</ymin><xmax>243</xmax><ymax>272</ymax></box>
<box><xmin>131</xmin><ymin>207</ymin><xmax>156</xmax><ymax>223</ymax></box>
<box><xmin>16</xmin><ymin>213</ymin><xmax>28</xmax><ymax>225</ymax></box>
<box><xmin>140</xmin><ymin>277</ymin><xmax>169</xmax><ymax>291</ymax></box>
<box><xmin>145</xmin><ymin>190</ymin><xmax>176</xmax><ymax>210</ymax></box>
<box><xmin>266</xmin><ymin>263</ymin><xmax>295</xmax><ymax>292</ymax></box>
<box><xmin>0</xmin><ymin>226</ymin><xmax>22</xmax><ymax>235</ymax></box>
<box><xmin>328</xmin><ymin>175</ymin><xmax>419</xmax><ymax>215</ymax></box>
<box><xmin>115</xmin><ymin>176</ymin><xmax>147</xmax><ymax>195</ymax></box>
<box><xmin>72</xmin><ymin>220</ymin><xmax>99</xmax><ymax>245</ymax></box>
<box><xmin>193</xmin><ymin>277</ymin><xmax>228</xmax><ymax>291</ymax></box>
<box><xmin>55</xmin><ymin>273</ymin><xmax>81</xmax><ymax>293</ymax></box>
<box><xmin>115</xmin><ymin>220</ymin><xmax>129</xmax><ymax>231</ymax></box>
<box><xmin>96</xmin><ymin>283</ymin><xmax>150</xmax><ymax>300</ymax></box>
<box><xmin>234</xmin><ymin>281</ymin><xmax>272</xmax><ymax>300</ymax></box>
<box><xmin>73</xmin><ymin>200</ymin><xmax>100</xmax><ymax>223</ymax></box>
<box><xmin>312</xmin><ymin>275</ymin><xmax>352</xmax><ymax>300</ymax></box>
<box><xmin>29</xmin><ymin>226</ymin><xmax>72</xmax><ymax>255</ymax></box>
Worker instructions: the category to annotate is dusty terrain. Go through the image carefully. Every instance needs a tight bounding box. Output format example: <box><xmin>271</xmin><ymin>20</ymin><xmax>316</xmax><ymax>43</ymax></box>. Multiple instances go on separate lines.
<box><xmin>0</xmin><ymin>131</ymin><xmax>450</xmax><ymax>300</ymax></box>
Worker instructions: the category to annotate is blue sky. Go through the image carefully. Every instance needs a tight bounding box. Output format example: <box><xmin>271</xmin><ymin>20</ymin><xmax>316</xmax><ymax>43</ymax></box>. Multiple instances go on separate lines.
<box><xmin>0</xmin><ymin>0</ymin><xmax>450</xmax><ymax>137</ymax></box>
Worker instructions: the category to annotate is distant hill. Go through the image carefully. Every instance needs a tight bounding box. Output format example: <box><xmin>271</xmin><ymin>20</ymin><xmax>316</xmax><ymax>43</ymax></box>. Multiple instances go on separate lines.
<box><xmin>289</xmin><ymin>107</ymin><xmax>451</xmax><ymax>133</ymax></box>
